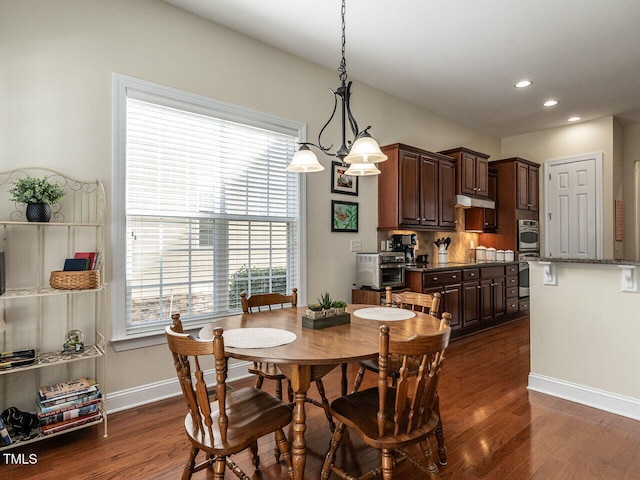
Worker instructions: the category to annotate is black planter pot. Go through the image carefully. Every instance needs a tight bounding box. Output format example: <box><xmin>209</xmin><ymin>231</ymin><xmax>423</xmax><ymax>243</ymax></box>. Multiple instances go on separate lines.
<box><xmin>26</xmin><ymin>203</ymin><xmax>51</xmax><ymax>222</ymax></box>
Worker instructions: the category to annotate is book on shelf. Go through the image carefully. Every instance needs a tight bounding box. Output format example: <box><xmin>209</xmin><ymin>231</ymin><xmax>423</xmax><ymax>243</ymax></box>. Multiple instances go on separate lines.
<box><xmin>0</xmin><ymin>349</ymin><xmax>36</xmax><ymax>369</ymax></box>
<box><xmin>40</xmin><ymin>412</ymin><xmax>102</xmax><ymax>436</ymax></box>
<box><xmin>0</xmin><ymin>417</ymin><xmax>12</xmax><ymax>446</ymax></box>
<box><xmin>73</xmin><ymin>252</ymin><xmax>98</xmax><ymax>270</ymax></box>
<box><xmin>37</xmin><ymin>390</ymin><xmax>101</xmax><ymax>414</ymax></box>
<box><xmin>38</xmin><ymin>402</ymin><xmax>100</xmax><ymax>426</ymax></box>
<box><xmin>63</xmin><ymin>258</ymin><xmax>90</xmax><ymax>271</ymax></box>
<box><xmin>38</xmin><ymin>377</ymin><xmax>97</xmax><ymax>402</ymax></box>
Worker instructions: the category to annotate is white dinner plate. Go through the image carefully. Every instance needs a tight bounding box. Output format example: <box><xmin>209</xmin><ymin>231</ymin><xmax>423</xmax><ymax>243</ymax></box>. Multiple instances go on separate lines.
<box><xmin>353</xmin><ymin>307</ymin><xmax>416</xmax><ymax>321</ymax></box>
<box><xmin>222</xmin><ymin>328</ymin><xmax>297</xmax><ymax>348</ymax></box>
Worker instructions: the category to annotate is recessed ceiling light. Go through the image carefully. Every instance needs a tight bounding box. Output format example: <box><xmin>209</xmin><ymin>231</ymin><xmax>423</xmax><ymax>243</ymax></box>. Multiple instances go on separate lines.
<box><xmin>514</xmin><ymin>80</ymin><xmax>533</xmax><ymax>88</ymax></box>
<box><xmin>568</xmin><ymin>116</ymin><xmax>581</xmax><ymax>122</ymax></box>
<box><xmin>543</xmin><ymin>100</ymin><xmax>559</xmax><ymax>107</ymax></box>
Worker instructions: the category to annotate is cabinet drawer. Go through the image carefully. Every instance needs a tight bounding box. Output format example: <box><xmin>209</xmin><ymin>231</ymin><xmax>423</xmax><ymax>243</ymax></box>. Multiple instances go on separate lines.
<box><xmin>506</xmin><ymin>299</ymin><xmax>519</xmax><ymax>315</ymax></box>
<box><xmin>505</xmin><ymin>275</ymin><xmax>518</xmax><ymax>288</ymax></box>
<box><xmin>480</xmin><ymin>266</ymin><xmax>504</xmax><ymax>279</ymax></box>
<box><xmin>506</xmin><ymin>286</ymin><xmax>518</xmax><ymax>298</ymax></box>
<box><xmin>505</xmin><ymin>264</ymin><xmax>518</xmax><ymax>276</ymax></box>
<box><xmin>422</xmin><ymin>270</ymin><xmax>462</xmax><ymax>286</ymax></box>
<box><xmin>462</xmin><ymin>268</ymin><xmax>479</xmax><ymax>280</ymax></box>
<box><xmin>519</xmin><ymin>299</ymin><xmax>530</xmax><ymax>312</ymax></box>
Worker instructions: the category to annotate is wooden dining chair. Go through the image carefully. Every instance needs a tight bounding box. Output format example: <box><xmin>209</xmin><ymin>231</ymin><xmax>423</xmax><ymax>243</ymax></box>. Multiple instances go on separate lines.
<box><xmin>352</xmin><ymin>289</ymin><xmax>450</xmax><ymax>466</ymax></box>
<box><xmin>321</xmin><ymin>322</ymin><xmax>451</xmax><ymax>480</ymax></box>
<box><xmin>165</xmin><ymin>323</ymin><xmax>294</xmax><ymax>480</ymax></box>
<box><xmin>352</xmin><ymin>289</ymin><xmax>442</xmax><ymax>393</ymax></box>
<box><xmin>240</xmin><ymin>288</ymin><xmax>337</xmax><ymax>432</ymax></box>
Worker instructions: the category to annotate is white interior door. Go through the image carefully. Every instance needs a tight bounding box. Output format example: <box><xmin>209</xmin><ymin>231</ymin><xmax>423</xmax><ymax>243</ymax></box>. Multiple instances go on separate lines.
<box><xmin>544</xmin><ymin>153</ymin><xmax>602</xmax><ymax>259</ymax></box>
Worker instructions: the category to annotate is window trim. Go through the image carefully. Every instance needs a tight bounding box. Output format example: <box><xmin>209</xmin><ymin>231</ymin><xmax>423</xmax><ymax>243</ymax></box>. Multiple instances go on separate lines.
<box><xmin>111</xmin><ymin>73</ymin><xmax>308</xmax><ymax>351</ymax></box>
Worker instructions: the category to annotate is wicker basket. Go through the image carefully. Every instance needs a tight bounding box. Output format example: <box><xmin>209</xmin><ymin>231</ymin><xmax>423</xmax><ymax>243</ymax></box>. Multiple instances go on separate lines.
<box><xmin>49</xmin><ymin>270</ymin><xmax>100</xmax><ymax>290</ymax></box>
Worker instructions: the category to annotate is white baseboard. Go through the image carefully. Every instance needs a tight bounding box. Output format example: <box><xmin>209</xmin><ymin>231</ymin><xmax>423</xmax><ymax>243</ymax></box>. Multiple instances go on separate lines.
<box><xmin>106</xmin><ymin>361</ymin><xmax>252</xmax><ymax>414</ymax></box>
<box><xmin>527</xmin><ymin>373</ymin><xmax>640</xmax><ymax>421</ymax></box>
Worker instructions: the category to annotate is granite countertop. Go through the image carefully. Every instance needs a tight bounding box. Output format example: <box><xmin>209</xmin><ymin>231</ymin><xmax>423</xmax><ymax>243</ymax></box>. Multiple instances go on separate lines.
<box><xmin>533</xmin><ymin>257</ymin><xmax>640</xmax><ymax>266</ymax></box>
<box><xmin>406</xmin><ymin>260</ymin><xmax>520</xmax><ymax>272</ymax></box>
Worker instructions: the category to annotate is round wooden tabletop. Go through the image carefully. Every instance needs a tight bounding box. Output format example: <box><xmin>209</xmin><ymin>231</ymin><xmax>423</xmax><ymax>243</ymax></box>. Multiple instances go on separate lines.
<box><xmin>199</xmin><ymin>304</ymin><xmax>442</xmax><ymax>365</ymax></box>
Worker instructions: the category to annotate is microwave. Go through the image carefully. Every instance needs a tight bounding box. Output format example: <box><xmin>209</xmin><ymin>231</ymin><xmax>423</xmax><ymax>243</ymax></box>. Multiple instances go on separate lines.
<box><xmin>518</xmin><ymin>219</ymin><xmax>539</xmax><ymax>252</ymax></box>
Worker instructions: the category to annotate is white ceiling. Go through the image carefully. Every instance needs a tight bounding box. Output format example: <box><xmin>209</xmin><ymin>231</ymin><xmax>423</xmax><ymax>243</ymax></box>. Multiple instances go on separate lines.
<box><xmin>164</xmin><ymin>0</ymin><xmax>640</xmax><ymax>138</ymax></box>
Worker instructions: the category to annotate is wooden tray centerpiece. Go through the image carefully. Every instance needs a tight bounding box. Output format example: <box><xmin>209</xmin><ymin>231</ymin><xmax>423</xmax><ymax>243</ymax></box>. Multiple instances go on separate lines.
<box><xmin>302</xmin><ymin>293</ymin><xmax>349</xmax><ymax>330</ymax></box>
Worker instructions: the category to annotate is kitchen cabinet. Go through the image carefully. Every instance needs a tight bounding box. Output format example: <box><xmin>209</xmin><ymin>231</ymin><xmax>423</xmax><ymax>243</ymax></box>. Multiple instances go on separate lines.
<box><xmin>352</xmin><ymin>288</ymin><xmax>409</xmax><ymax>306</ymax></box>
<box><xmin>516</xmin><ymin>161</ymin><xmax>539</xmax><ymax>211</ymax></box>
<box><xmin>439</xmin><ymin>147</ymin><xmax>490</xmax><ymax>198</ymax></box>
<box><xmin>378</xmin><ymin>144</ymin><xmax>456</xmax><ymax>231</ymax></box>
<box><xmin>408</xmin><ymin>269</ymin><xmax>462</xmax><ymax>329</ymax></box>
<box><xmin>406</xmin><ymin>263</ymin><xmax>522</xmax><ymax>337</ymax></box>
<box><xmin>480</xmin><ymin>267</ymin><xmax>506</xmax><ymax>322</ymax></box>
<box><xmin>482</xmin><ymin>157</ymin><xmax>540</xmax><ymax>252</ymax></box>
<box><xmin>461</xmin><ymin>268</ymin><xmax>480</xmax><ymax>327</ymax></box>
<box><xmin>464</xmin><ymin>168</ymin><xmax>497</xmax><ymax>232</ymax></box>
<box><xmin>505</xmin><ymin>264</ymin><xmax>519</xmax><ymax>315</ymax></box>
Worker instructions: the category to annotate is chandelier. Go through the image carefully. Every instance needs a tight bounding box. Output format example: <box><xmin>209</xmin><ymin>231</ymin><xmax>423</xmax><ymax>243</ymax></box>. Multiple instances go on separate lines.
<box><xmin>286</xmin><ymin>0</ymin><xmax>387</xmax><ymax>175</ymax></box>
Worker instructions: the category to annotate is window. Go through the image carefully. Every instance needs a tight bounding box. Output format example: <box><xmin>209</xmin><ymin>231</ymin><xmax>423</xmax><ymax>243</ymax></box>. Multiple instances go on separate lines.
<box><xmin>112</xmin><ymin>74</ymin><xmax>306</xmax><ymax>348</ymax></box>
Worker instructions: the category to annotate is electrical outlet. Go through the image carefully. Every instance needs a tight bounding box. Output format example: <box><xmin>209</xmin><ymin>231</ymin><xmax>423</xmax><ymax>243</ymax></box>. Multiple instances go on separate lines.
<box><xmin>350</xmin><ymin>239</ymin><xmax>362</xmax><ymax>252</ymax></box>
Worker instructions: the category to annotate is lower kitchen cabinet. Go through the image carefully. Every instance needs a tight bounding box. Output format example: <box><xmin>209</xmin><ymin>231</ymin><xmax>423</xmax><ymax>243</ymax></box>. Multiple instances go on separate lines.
<box><xmin>424</xmin><ymin>284</ymin><xmax>462</xmax><ymax>330</ymax></box>
<box><xmin>406</xmin><ymin>262</ymin><xmax>524</xmax><ymax>337</ymax></box>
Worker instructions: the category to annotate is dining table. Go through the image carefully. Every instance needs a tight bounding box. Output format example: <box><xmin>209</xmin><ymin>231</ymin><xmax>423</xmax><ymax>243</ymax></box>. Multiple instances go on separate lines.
<box><xmin>199</xmin><ymin>303</ymin><xmax>443</xmax><ymax>480</ymax></box>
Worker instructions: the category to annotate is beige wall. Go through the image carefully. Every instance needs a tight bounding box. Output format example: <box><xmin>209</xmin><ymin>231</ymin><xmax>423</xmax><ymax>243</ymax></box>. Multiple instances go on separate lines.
<box><xmin>529</xmin><ymin>262</ymin><xmax>640</xmax><ymax>408</ymax></box>
<box><xmin>1</xmin><ymin>0</ymin><xmax>501</xmax><ymax>395</ymax></box>
<box><xmin>501</xmin><ymin>117</ymin><xmax>618</xmax><ymax>258</ymax></box>
<box><xmin>623</xmin><ymin>123</ymin><xmax>640</xmax><ymax>260</ymax></box>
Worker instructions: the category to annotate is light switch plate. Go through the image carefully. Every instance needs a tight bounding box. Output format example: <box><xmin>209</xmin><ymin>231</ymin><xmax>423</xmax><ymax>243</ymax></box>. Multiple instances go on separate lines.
<box><xmin>350</xmin><ymin>239</ymin><xmax>362</xmax><ymax>252</ymax></box>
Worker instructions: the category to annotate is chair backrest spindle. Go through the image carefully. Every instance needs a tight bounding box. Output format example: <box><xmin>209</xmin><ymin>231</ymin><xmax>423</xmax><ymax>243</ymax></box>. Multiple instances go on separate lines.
<box><xmin>376</xmin><ymin>323</ymin><xmax>450</xmax><ymax>438</ymax></box>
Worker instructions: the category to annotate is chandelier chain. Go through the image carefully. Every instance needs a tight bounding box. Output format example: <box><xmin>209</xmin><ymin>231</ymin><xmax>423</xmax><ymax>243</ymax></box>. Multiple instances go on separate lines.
<box><xmin>339</xmin><ymin>0</ymin><xmax>347</xmax><ymax>83</ymax></box>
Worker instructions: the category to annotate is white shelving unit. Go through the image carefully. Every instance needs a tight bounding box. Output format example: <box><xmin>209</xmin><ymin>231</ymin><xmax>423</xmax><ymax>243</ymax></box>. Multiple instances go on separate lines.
<box><xmin>0</xmin><ymin>168</ymin><xmax>107</xmax><ymax>449</ymax></box>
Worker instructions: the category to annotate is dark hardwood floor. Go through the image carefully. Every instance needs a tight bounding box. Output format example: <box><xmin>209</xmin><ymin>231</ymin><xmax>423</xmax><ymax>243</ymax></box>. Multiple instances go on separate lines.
<box><xmin>4</xmin><ymin>317</ymin><xmax>640</xmax><ymax>479</ymax></box>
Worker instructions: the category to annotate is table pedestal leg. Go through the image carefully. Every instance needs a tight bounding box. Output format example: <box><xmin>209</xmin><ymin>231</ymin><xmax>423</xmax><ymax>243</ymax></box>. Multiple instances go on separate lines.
<box><xmin>284</xmin><ymin>364</ymin><xmax>311</xmax><ymax>480</ymax></box>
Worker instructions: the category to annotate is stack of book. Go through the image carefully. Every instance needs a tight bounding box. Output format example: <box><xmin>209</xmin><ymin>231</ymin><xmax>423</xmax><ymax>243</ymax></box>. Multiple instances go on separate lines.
<box><xmin>63</xmin><ymin>252</ymin><xmax>99</xmax><ymax>271</ymax></box>
<box><xmin>37</xmin><ymin>377</ymin><xmax>102</xmax><ymax>435</ymax></box>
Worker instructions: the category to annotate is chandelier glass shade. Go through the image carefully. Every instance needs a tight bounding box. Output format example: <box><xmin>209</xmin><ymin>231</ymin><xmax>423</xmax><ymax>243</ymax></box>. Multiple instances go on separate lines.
<box><xmin>286</xmin><ymin>0</ymin><xmax>387</xmax><ymax>175</ymax></box>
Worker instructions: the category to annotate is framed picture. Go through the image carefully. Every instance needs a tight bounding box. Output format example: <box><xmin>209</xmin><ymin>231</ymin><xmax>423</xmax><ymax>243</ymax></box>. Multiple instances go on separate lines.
<box><xmin>331</xmin><ymin>200</ymin><xmax>358</xmax><ymax>233</ymax></box>
<box><xmin>331</xmin><ymin>161</ymin><xmax>358</xmax><ymax>196</ymax></box>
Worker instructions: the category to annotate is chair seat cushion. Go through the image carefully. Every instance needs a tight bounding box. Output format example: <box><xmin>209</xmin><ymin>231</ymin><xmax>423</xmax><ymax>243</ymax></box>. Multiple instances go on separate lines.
<box><xmin>185</xmin><ymin>387</ymin><xmax>292</xmax><ymax>454</ymax></box>
<box><xmin>330</xmin><ymin>387</ymin><xmax>439</xmax><ymax>450</ymax></box>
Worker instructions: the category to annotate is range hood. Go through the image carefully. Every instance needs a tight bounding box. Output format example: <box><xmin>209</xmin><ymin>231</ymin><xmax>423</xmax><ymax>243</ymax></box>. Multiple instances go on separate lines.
<box><xmin>455</xmin><ymin>194</ymin><xmax>495</xmax><ymax>209</ymax></box>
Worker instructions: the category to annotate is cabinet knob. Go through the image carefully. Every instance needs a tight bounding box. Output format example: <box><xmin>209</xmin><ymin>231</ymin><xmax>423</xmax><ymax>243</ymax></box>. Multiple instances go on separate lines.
<box><xmin>452</xmin><ymin>275</ymin><xmax>457</xmax><ymax>278</ymax></box>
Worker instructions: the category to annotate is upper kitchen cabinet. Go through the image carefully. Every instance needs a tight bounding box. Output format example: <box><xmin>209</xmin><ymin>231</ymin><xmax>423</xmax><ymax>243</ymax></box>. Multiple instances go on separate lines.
<box><xmin>516</xmin><ymin>160</ymin><xmax>539</xmax><ymax>211</ymax></box>
<box><xmin>438</xmin><ymin>147</ymin><xmax>490</xmax><ymax>198</ymax></box>
<box><xmin>378</xmin><ymin>144</ymin><xmax>456</xmax><ymax>231</ymax></box>
<box><xmin>492</xmin><ymin>157</ymin><xmax>539</xmax><ymax>212</ymax></box>
<box><xmin>464</xmin><ymin>168</ymin><xmax>497</xmax><ymax>232</ymax></box>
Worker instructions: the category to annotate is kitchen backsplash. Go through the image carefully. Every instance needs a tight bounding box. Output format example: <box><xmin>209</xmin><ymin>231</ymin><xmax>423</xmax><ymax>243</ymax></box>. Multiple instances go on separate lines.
<box><xmin>378</xmin><ymin>209</ymin><xmax>480</xmax><ymax>263</ymax></box>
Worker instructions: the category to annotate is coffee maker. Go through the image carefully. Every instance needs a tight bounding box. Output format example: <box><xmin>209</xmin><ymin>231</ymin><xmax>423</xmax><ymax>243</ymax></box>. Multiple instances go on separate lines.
<box><xmin>391</xmin><ymin>234</ymin><xmax>417</xmax><ymax>264</ymax></box>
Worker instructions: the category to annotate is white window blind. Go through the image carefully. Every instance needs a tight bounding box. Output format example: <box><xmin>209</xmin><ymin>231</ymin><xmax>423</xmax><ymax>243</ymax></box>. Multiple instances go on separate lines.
<box><xmin>113</xmin><ymin>75</ymin><xmax>303</xmax><ymax>341</ymax></box>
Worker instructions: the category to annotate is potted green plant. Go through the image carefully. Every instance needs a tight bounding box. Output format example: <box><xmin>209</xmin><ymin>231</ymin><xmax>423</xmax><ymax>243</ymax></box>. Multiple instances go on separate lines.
<box><xmin>318</xmin><ymin>292</ymin><xmax>335</xmax><ymax>316</ymax></box>
<box><xmin>331</xmin><ymin>300</ymin><xmax>347</xmax><ymax>315</ymax></box>
<box><xmin>9</xmin><ymin>175</ymin><xmax>65</xmax><ymax>222</ymax></box>
<box><xmin>306</xmin><ymin>303</ymin><xmax>324</xmax><ymax>319</ymax></box>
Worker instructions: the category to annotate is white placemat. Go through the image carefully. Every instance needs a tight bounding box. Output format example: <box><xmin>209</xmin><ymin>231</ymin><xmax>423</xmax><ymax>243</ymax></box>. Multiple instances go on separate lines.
<box><xmin>353</xmin><ymin>307</ymin><xmax>416</xmax><ymax>321</ymax></box>
<box><xmin>222</xmin><ymin>328</ymin><xmax>297</xmax><ymax>349</ymax></box>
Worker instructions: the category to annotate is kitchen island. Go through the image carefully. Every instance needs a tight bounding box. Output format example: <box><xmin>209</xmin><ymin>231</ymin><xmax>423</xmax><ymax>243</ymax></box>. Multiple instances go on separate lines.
<box><xmin>528</xmin><ymin>258</ymin><xmax>640</xmax><ymax>420</ymax></box>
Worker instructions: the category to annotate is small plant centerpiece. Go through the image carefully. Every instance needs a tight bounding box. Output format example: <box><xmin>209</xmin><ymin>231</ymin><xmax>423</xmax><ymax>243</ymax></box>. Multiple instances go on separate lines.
<box><xmin>9</xmin><ymin>175</ymin><xmax>65</xmax><ymax>222</ymax></box>
<box><xmin>303</xmin><ymin>292</ymin><xmax>350</xmax><ymax>329</ymax></box>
